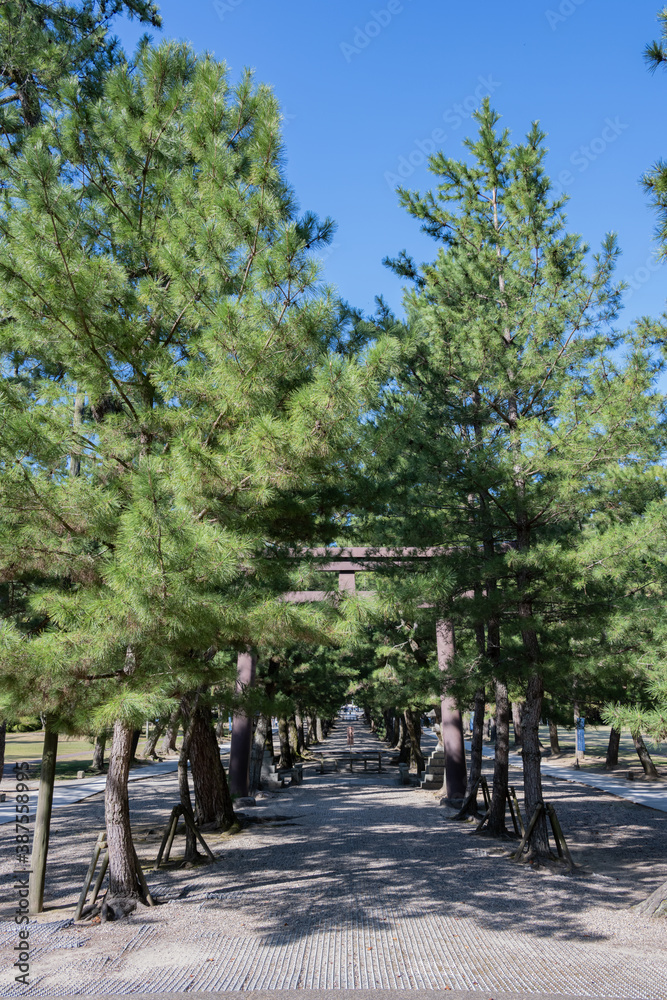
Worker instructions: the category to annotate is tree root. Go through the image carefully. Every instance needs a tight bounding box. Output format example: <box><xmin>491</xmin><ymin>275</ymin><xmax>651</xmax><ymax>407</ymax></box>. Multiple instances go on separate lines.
<box><xmin>634</xmin><ymin>881</ymin><xmax>667</xmax><ymax>917</ymax></box>
<box><xmin>99</xmin><ymin>895</ymin><xmax>145</xmax><ymax>922</ymax></box>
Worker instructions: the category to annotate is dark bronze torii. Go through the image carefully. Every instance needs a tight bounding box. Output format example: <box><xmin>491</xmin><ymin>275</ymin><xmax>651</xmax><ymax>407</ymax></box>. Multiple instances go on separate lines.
<box><xmin>228</xmin><ymin>547</ymin><xmax>468</xmax><ymax>803</ymax></box>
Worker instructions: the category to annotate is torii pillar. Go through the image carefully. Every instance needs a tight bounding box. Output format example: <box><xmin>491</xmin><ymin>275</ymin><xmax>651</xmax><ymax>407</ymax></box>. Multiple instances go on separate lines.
<box><xmin>228</xmin><ymin>648</ymin><xmax>257</xmax><ymax>797</ymax></box>
<box><xmin>435</xmin><ymin>619</ymin><xmax>467</xmax><ymax>804</ymax></box>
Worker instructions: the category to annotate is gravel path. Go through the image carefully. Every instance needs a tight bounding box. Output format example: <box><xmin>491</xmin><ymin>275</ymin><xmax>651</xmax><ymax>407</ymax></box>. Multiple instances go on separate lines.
<box><xmin>1</xmin><ymin>721</ymin><xmax>666</xmax><ymax>997</ymax></box>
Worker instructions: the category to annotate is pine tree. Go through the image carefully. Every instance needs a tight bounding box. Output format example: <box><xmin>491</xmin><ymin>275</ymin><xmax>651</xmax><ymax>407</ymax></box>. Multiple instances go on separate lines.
<box><xmin>0</xmin><ymin>0</ymin><xmax>160</xmax><ymax>136</ymax></box>
<box><xmin>0</xmin><ymin>41</ymin><xmax>383</xmax><ymax>913</ymax></box>
<box><xmin>373</xmin><ymin>100</ymin><xmax>661</xmax><ymax>858</ymax></box>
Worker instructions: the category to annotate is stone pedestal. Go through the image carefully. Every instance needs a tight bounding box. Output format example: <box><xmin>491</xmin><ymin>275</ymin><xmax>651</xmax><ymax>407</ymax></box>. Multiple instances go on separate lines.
<box><xmin>420</xmin><ymin>747</ymin><xmax>446</xmax><ymax>791</ymax></box>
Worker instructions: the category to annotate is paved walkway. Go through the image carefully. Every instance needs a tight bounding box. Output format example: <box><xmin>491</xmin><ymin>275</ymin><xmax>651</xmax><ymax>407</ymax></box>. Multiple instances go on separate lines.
<box><xmin>1</xmin><ymin>720</ymin><xmax>665</xmax><ymax>999</ymax></box>
<box><xmin>419</xmin><ymin>730</ymin><xmax>667</xmax><ymax>814</ymax></box>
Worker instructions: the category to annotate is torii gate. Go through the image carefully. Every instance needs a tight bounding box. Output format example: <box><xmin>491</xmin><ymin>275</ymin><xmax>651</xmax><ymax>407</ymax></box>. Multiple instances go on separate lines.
<box><xmin>228</xmin><ymin>547</ymin><xmax>468</xmax><ymax>803</ymax></box>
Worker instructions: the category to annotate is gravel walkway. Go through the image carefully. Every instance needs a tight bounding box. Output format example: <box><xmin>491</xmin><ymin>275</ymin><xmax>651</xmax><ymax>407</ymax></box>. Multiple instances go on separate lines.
<box><xmin>1</xmin><ymin>721</ymin><xmax>666</xmax><ymax>997</ymax></box>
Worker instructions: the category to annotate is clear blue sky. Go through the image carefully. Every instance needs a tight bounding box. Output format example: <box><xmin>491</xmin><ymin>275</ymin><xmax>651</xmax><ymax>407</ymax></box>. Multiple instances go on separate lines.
<box><xmin>116</xmin><ymin>1</ymin><xmax>667</xmax><ymax>327</ymax></box>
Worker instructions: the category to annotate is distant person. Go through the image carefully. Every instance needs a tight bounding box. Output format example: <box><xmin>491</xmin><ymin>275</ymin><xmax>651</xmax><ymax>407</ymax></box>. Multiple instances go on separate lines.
<box><xmin>347</xmin><ymin>726</ymin><xmax>354</xmax><ymax>748</ymax></box>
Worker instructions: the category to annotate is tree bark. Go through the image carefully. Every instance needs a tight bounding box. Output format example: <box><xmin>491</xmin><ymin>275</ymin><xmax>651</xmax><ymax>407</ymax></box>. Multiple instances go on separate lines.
<box><xmin>28</xmin><ymin>722</ymin><xmax>58</xmax><ymax>914</ymax></box>
<box><xmin>142</xmin><ymin>719</ymin><xmax>165</xmax><ymax>760</ymax></box>
<box><xmin>295</xmin><ymin>713</ymin><xmax>305</xmax><ymax>753</ymax></box>
<box><xmin>315</xmin><ymin>716</ymin><xmax>324</xmax><ymax>742</ymax></box>
<box><xmin>288</xmin><ymin>715</ymin><xmax>300</xmax><ymax>759</ymax></box>
<box><xmin>177</xmin><ymin>698</ymin><xmax>199</xmax><ymax>862</ymax></box>
<box><xmin>129</xmin><ymin>728</ymin><xmax>141</xmax><ymax>761</ymax></box>
<box><xmin>249</xmin><ymin>714</ymin><xmax>269</xmax><ymax>794</ymax></box>
<box><xmin>92</xmin><ymin>731</ymin><xmax>107</xmax><ymax>772</ymax></box>
<box><xmin>395</xmin><ymin>714</ymin><xmax>410</xmax><ymax>763</ymax></box>
<box><xmin>215</xmin><ymin>706</ymin><xmax>226</xmax><ymax>741</ymax></box>
<box><xmin>404</xmin><ymin>709</ymin><xmax>424</xmax><ymax>773</ymax></box>
<box><xmin>632</xmin><ymin>731</ymin><xmax>659</xmax><ymax>778</ymax></box>
<box><xmin>228</xmin><ymin>648</ymin><xmax>257</xmax><ymax>797</ymax></box>
<box><xmin>486</xmin><ymin>678</ymin><xmax>510</xmax><ymax>837</ymax></box>
<box><xmin>521</xmin><ymin>671</ymin><xmax>550</xmax><ymax>857</ymax></box>
<box><xmin>605</xmin><ymin>726</ymin><xmax>620</xmax><ymax>769</ymax></box>
<box><xmin>383</xmin><ymin>710</ymin><xmax>395</xmax><ymax>745</ymax></box>
<box><xmin>391</xmin><ymin>712</ymin><xmax>404</xmax><ymax>750</ymax></box>
<box><xmin>277</xmin><ymin>716</ymin><xmax>292</xmax><ymax>769</ymax></box>
<box><xmin>104</xmin><ymin>719</ymin><xmax>141</xmax><ymax>909</ymax></box>
<box><xmin>548</xmin><ymin>720</ymin><xmax>560</xmax><ymax>755</ymax></box>
<box><xmin>512</xmin><ymin>701</ymin><xmax>525</xmax><ymax>746</ymax></box>
<box><xmin>189</xmin><ymin>704</ymin><xmax>235</xmax><ymax>828</ymax></box>
<box><xmin>160</xmin><ymin>706</ymin><xmax>180</xmax><ymax>755</ymax></box>
<box><xmin>458</xmin><ymin>686</ymin><xmax>486</xmax><ymax>818</ymax></box>
<box><xmin>436</xmin><ymin>619</ymin><xmax>467</xmax><ymax>803</ymax></box>
<box><xmin>0</xmin><ymin>719</ymin><xmax>6</xmax><ymax>784</ymax></box>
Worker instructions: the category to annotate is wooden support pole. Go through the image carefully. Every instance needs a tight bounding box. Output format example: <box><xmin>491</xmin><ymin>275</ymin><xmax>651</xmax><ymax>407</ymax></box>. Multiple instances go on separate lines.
<box><xmin>506</xmin><ymin>787</ymin><xmax>520</xmax><ymax>836</ymax></box>
<box><xmin>163</xmin><ymin>809</ymin><xmax>180</xmax><ymax>866</ymax></box>
<box><xmin>511</xmin><ymin>802</ymin><xmax>544</xmax><ymax>862</ymax></box>
<box><xmin>480</xmin><ymin>775</ymin><xmax>490</xmax><ymax>810</ymax></box>
<box><xmin>89</xmin><ymin>852</ymin><xmax>109</xmax><ymax>908</ymax></box>
<box><xmin>133</xmin><ymin>846</ymin><xmax>156</xmax><ymax>905</ymax></box>
<box><xmin>29</xmin><ymin>723</ymin><xmax>59</xmax><ymax>915</ymax></box>
<box><xmin>509</xmin><ymin>786</ymin><xmax>525</xmax><ymax>837</ymax></box>
<box><xmin>546</xmin><ymin>803</ymin><xmax>574</xmax><ymax>869</ymax></box>
<box><xmin>74</xmin><ymin>832</ymin><xmax>106</xmax><ymax>920</ymax></box>
<box><xmin>182</xmin><ymin>807</ymin><xmax>217</xmax><ymax>863</ymax></box>
<box><xmin>154</xmin><ymin>806</ymin><xmax>180</xmax><ymax>870</ymax></box>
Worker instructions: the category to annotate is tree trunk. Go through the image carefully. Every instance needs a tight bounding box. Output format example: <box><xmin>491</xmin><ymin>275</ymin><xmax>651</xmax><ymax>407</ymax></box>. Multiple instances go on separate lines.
<box><xmin>104</xmin><ymin>719</ymin><xmax>141</xmax><ymax>912</ymax></box>
<box><xmin>486</xmin><ymin>678</ymin><xmax>510</xmax><ymax>837</ymax></box>
<box><xmin>458</xmin><ymin>686</ymin><xmax>485</xmax><ymax>818</ymax></box>
<box><xmin>548</xmin><ymin>720</ymin><xmax>560</xmax><ymax>755</ymax></box>
<box><xmin>228</xmin><ymin>648</ymin><xmax>257</xmax><ymax>797</ymax></box>
<box><xmin>160</xmin><ymin>706</ymin><xmax>180</xmax><ymax>755</ymax></box>
<box><xmin>178</xmin><ymin>698</ymin><xmax>199</xmax><ymax>863</ymax></box>
<box><xmin>315</xmin><ymin>716</ymin><xmax>324</xmax><ymax>743</ymax></box>
<box><xmin>436</xmin><ymin>619</ymin><xmax>467</xmax><ymax>804</ymax></box>
<box><xmin>92</xmin><ymin>731</ymin><xmax>107</xmax><ymax>772</ymax></box>
<box><xmin>0</xmin><ymin>719</ymin><xmax>6</xmax><ymax>784</ymax></box>
<box><xmin>288</xmin><ymin>715</ymin><xmax>300</xmax><ymax>759</ymax></box>
<box><xmin>404</xmin><ymin>710</ymin><xmax>424</xmax><ymax>773</ymax></box>
<box><xmin>295</xmin><ymin>713</ymin><xmax>305</xmax><ymax>753</ymax></box>
<box><xmin>142</xmin><ymin>719</ymin><xmax>164</xmax><ymax>760</ymax></box>
<box><xmin>277</xmin><ymin>716</ymin><xmax>292</xmax><ymax>769</ymax></box>
<box><xmin>189</xmin><ymin>704</ymin><xmax>235</xmax><ymax>828</ymax></box>
<box><xmin>265</xmin><ymin>716</ymin><xmax>276</xmax><ymax>758</ymax></box>
<box><xmin>129</xmin><ymin>728</ymin><xmax>141</xmax><ymax>761</ymax></box>
<box><xmin>521</xmin><ymin>671</ymin><xmax>550</xmax><ymax>858</ymax></box>
<box><xmin>605</xmin><ymin>726</ymin><xmax>620</xmax><ymax>769</ymax></box>
<box><xmin>395</xmin><ymin>714</ymin><xmax>410</xmax><ymax>763</ymax></box>
<box><xmin>383</xmin><ymin>710</ymin><xmax>395</xmax><ymax>745</ymax></box>
<box><xmin>28</xmin><ymin>723</ymin><xmax>58</xmax><ymax>914</ymax></box>
<box><xmin>215</xmin><ymin>706</ymin><xmax>226</xmax><ymax>741</ymax></box>
<box><xmin>512</xmin><ymin>701</ymin><xmax>525</xmax><ymax>746</ymax></box>
<box><xmin>391</xmin><ymin>712</ymin><xmax>404</xmax><ymax>750</ymax></box>
<box><xmin>249</xmin><ymin>715</ymin><xmax>269</xmax><ymax>794</ymax></box>
<box><xmin>633</xmin><ymin>731</ymin><xmax>659</xmax><ymax>778</ymax></box>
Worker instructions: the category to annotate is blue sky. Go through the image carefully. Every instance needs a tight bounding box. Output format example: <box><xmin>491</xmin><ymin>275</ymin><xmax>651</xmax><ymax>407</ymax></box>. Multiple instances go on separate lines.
<box><xmin>116</xmin><ymin>1</ymin><xmax>667</xmax><ymax>327</ymax></box>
